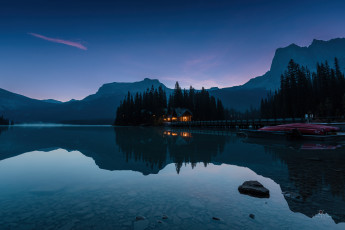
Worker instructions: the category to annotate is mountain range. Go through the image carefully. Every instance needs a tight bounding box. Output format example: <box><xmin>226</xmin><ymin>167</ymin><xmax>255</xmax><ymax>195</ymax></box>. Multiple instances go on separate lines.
<box><xmin>242</xmin><ymin>38</ymin><xmax>345</xmax><ymax>90</ymax></box>
<box><xmin>1</xmin><ymin>38</ymin><xmax>345</xmax><ymax>124</ymax></box>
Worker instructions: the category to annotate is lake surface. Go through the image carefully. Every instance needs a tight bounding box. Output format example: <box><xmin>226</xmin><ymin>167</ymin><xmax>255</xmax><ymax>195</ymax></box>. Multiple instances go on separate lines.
<box><xmin>0</xmin><ymin>126</ymin><xmax>344</xmax><ymax>230</ymax></box>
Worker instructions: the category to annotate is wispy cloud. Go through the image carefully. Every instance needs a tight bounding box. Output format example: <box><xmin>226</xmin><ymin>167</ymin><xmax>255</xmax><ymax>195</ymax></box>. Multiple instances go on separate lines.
<box><xmin>185</xmin><ymin>55</ymin><xmax>217</xmax><ymax>67</ymax></box>
<box><xmin>28</xmin><ymin>33</ymin><xmax>87</xmax><ymax>50</ymax></box>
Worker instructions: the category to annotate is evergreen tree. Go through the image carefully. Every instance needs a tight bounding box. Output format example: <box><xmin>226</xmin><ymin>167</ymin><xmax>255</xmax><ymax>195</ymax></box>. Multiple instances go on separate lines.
<box><xmin>261</xmin><ymin>58</ymin><xmax>345</xmax><ymax>119</ymax></box>
<box><xmin>115</xmin><ymin>82</ymin><xmax>227</xmax><ymax>125</ymax></box>
<box><xmin>0</xmin><ymin>115</ymin><xmax>11</xmax><ymax>125</ymax></box>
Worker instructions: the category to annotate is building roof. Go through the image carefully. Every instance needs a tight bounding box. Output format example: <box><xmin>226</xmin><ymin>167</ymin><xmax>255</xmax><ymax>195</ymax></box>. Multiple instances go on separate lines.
<box><xmin>174</xmin><ymin>108</ymin><xmax>192</xmax><ymax>117</ymax></box>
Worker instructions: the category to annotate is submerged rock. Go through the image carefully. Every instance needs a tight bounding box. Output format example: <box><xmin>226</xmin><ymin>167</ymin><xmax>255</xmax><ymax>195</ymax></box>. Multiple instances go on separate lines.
<box><xmin>282</xmin><ymin>191</ymin><xmax>302</xmax><ymax>201</ymax></box>
<box><xmin>238</xmin><ymin>181</ymin><xmax>270</xmax><ymax>198</ymax></box>
<box><xmin>135</xmin><ymin>216</ymin><xmax>146</xmax><ymax>221</ymax></box>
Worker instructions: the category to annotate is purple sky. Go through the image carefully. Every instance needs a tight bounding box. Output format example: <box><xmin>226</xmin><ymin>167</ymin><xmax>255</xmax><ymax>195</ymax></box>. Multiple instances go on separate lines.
<box><xmin>1</xmin><ymin>0</ymin><xmax>345</xmax><ymax>101</ymax></box>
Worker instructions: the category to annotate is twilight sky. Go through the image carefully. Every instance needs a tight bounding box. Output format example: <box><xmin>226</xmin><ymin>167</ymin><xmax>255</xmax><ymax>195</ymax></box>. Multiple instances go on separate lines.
<box><xmin>1</xmin><ymin>0</ymin><xmax>345</xmax><ymax>101</ymax></box>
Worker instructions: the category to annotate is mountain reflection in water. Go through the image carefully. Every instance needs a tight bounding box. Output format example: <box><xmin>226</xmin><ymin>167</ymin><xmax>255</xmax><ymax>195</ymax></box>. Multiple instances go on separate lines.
<box><xmin>0</xmin><ymin>126</ymin><xmax>344</xmax><ymax>225</ymax></box>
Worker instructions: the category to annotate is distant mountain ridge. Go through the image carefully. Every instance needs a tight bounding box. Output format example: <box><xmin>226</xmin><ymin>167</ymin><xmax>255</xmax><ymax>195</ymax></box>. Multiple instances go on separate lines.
<box><xmin>1</xmin><ymin>38</ymin><xmax>345</xmax><ymax>124</ymax></box>
<box><xmin>0</xmin><ymin>88</ymin><xmax>55</xmax><ymax>110</ymax></box>
<box><xmin>0</xmin><ymin>79</ymin><xmax>174</xmax><ymax>124</ymax></box>
<box><xmin>240</xmin><ymin>38</ymin><xmax>345</xmax><ymax>90</ymax></box>
<box><xmin>42</xmin><ymin>99</ymin><xmax>63</xmax><ymax>104</ymax></box>
<box><xmin>84</xmin><ymin>78</ymin><xmax>172</xmax><ymax>101</ymax></box>
<box><xmin>0</xmin><ymin>78</ymin><xmax>263</xmax><ymax>124</ymax></box>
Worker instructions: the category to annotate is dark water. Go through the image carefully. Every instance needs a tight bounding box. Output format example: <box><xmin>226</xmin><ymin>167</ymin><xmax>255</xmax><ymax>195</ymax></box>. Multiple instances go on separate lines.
<box><xmin>0</xmin><ymin>126</ymin><xmax>344</xmax><ymax>230</ymax></box>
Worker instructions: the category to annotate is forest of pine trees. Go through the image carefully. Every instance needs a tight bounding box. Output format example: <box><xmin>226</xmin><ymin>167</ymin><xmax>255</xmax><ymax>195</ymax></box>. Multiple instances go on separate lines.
<box><xmin>114</xmin><ymin>85</ymin><xmax>167</xmax><ymax>125</ymax></box>
<box><xmin>114</xmin><ymin>82</ymin><xmax>225</xmax><ymax>126</ymax></box>
<box><xmin>167</xmin><ymin>82</ymin><xmax>225</xmax><ymax>121</ymax></box>
<box><xmin>261</xmin><ymin>58</ymin><xmax>345</xmax><ymax>119</ymax></box>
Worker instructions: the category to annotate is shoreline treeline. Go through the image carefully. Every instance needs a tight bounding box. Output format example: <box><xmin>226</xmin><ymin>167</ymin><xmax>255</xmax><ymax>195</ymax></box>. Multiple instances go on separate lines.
<box><xmin>261</xmin><ymin>58</ymin><xmax>345</xmax><ymax>119</ymax></box>
<box><xmin>114</xmin><ymin>82</ymin><xmax>225</xmax><ymax>125</ymax></box>
<box><xmin>115</xmin><ymin>86</ymin><xmax>167</xmax><ymax>126</ymax></box>
<box><xmin>0</xmin><ymin>115</ymin><xmax>11</xmax><ymax>125</ymax></box>
<box><xmin>167</xmin><ymin>82</ymin><xmax>225</xmax><ymax>121</ymax></box>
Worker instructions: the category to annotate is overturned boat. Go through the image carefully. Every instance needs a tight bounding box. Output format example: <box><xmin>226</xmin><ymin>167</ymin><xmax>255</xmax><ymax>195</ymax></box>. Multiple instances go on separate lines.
<box><xmin>241</xmin><ymin>123</ymin><xmax>345</xmax><ymax>141</ymax></box>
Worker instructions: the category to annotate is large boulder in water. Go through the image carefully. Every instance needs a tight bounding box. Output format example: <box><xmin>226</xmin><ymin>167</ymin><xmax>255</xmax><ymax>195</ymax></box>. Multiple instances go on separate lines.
<box><xmin>238</xmin><ymin>181</ymin><xmax>270</xmax><ymax>198</ymax></box>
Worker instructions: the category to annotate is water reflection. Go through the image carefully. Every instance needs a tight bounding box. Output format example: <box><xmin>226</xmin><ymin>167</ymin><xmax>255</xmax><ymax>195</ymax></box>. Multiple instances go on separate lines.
<box><xmin>115</xmin><ymin>127</ymin><xmax>227</xmax><ymax>174</ymax></box>
<box><xmin>248</xmin><ymin>138</ymin><xmax>345</xmax><ymax>223</ymax></box>
<box><xmin>0</xmin><ymin>126</ymin><xmax>8</xmax><ymax>136</ymax></box>
<box><xmin>0</xmin><ymin>126</ymin><xmax>344</xmax><ymax>224</ymax></box>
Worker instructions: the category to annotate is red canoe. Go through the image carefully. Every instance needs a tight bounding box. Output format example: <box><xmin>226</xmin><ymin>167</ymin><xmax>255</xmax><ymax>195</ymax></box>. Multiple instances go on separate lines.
<box><xmin>259</xmin><ymin>123</ymin><xmax>340</xmax><ymax>135</ymax></box>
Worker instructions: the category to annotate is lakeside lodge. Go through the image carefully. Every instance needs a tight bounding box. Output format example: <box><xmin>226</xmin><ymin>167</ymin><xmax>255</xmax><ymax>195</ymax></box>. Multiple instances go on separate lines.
<box><xmin>163</xmin><ymin>108</ymin><xmax>192</xmax><ymax>122</ymax></box>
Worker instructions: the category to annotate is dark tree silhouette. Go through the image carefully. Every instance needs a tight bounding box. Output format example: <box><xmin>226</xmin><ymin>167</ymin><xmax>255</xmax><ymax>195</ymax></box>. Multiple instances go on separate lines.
<box><xmin>114</xmin><ymin>85</ymin><xmax>167</xmax><ymax>125</ymax></box>
<box><xmin>167</xmin><ymin>85</ymin><xmax>225</xmax><ymax>121</ymax></box>
<box><xmin>261</xmin><ymin>58</ymin><xmax>345</xmax><ymax>119</ymax></box>
<box><xmin>0</xmin><ymin>115</ymin><xmax>11</xmax><ymax>125</ymax></box>
<box><xmin>114</xmin><ymin>82</ymin><xmax>227</xmax><ymax>125</ymax></box>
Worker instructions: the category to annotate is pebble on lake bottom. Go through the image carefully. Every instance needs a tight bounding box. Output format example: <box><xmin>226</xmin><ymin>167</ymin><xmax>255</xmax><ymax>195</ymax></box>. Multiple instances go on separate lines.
<box><xmin>135</xmin><ymin>216</ymin><xmax>146</xmax><ymax>221</ymax></box>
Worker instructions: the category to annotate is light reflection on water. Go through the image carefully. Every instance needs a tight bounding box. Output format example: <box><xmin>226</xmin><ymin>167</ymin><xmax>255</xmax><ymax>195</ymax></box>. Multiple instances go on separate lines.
<box><xmin>0</xmin><ymin>126</ymin><xmax>344</xmax><ymax>230</ymax></box>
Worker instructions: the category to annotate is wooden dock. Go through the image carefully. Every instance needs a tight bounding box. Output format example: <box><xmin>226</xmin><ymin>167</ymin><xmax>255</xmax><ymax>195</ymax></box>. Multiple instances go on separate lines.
<box><xmin>168</xmin><ymin>118</ymin><xmax>305</xmax><ymax>129</ymax></box>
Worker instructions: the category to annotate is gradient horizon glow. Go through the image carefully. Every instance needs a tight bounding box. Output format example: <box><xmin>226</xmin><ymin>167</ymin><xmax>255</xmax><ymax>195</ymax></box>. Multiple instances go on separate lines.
<box><xmin>1</xmin><ymin>0</ymin><xmax>345</xmax><ymax>101</ymax></box>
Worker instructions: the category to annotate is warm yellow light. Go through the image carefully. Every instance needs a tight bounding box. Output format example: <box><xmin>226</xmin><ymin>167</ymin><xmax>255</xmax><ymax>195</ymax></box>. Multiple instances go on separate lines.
<box><xmin>181</xmin><ymin>132</ymin><xmax>191</xmax><ymax>137</ymax></box>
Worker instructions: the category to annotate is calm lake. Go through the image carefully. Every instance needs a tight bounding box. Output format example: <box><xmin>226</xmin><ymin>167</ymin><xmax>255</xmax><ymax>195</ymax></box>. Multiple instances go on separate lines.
<box><xmin>0</xmin><ymin>126</ymin><xmax>344</xmax><ymax>230</ymax></box>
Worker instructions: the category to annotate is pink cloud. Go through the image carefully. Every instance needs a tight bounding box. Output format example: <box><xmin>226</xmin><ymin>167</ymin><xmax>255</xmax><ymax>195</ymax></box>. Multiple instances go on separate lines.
<box><xmin>185</xmin><ymin>55</ymin><xmax>217</xmax><ymax>67</ymax></box>
<box><xmin>28</xmin><ymin>33</ymin><xmax>87</xmax><ymax>50</ymax></box>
